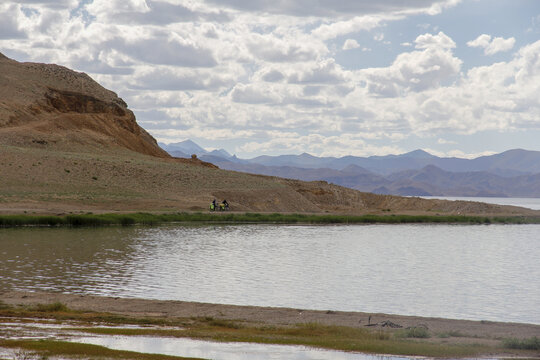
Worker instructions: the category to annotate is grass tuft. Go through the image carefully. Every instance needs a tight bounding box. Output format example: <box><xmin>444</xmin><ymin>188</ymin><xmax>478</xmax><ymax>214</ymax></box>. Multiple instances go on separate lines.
<box><xmin>32</xmin><ymin>302</ymin><xmax>69</xmax><ymax>313</ymax></box>
<box><xmin>503</xmin><ymin>336</ymin><xmax>540</xmax><ymax>350</ymax></box>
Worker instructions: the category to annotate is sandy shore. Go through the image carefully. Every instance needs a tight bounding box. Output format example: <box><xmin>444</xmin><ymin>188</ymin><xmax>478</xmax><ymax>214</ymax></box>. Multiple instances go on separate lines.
<box><xmin>2</xmin><ymin>291</ymin><xmax>539</xmax><ymax>343</ymax></box>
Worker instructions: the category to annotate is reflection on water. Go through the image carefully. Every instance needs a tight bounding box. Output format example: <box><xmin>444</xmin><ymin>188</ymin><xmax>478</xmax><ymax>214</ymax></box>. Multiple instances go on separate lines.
<box><xmin>74</xmin><ymin>335</ymin><xmax>415</xmax><ymax>360</ymax></box>
<box><xmin>72</xmin><ymin>335</ymin><xmax>499</xmax><ymax>360</ymax></box>
<box><xmin>1</xmin><ymin>224</ymin><xmax>539</xmax><ymax>324</ymax></box>
<box><xmin>0</xmin><ymin>319</ymin><xmax>502</xmax><ymax>360</ymax></box>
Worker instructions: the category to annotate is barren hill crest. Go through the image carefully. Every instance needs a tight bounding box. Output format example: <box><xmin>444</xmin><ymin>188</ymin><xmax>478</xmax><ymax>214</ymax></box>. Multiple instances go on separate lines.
<box><xmin>0</xmin><ymin>53</ymin><xmax>168</xmax><ymax>157</ymax></box>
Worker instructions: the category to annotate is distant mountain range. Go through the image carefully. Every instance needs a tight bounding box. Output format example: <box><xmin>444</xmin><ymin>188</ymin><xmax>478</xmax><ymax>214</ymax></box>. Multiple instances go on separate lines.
<box><xmin>159</xmin><ymin>141</ymin><xmax>540</xmax><ymax>198</ymax></box>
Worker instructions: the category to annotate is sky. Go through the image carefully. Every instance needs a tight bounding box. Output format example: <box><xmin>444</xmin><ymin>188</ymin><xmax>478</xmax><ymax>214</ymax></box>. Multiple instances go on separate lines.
<box><xmin>1</xmin><ymin>0</ymin><xmax>539</xmax><ymax>159</ymax></box>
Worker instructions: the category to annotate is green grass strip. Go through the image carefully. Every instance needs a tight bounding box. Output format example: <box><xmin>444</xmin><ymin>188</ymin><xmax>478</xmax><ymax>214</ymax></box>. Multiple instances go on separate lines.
<box><xmin>0</xmin><ymin>339</ymin><xmax>205</xmax><ymax>360</ymax></box>
<box><xmin>1</xmin><ymin>212</ymin><xmax>540</xmax><ymax>227</ymax></box>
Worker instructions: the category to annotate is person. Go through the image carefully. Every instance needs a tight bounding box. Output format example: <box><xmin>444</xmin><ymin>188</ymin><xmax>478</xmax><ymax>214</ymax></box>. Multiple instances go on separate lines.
<box><xmin>220</xmin><ymin>199</ymin><xmax>229</xmax><ymax>211</ymax></box>
<box><xmin>210</xmin><ymin>199</ymin><xmax>216</xmax><ymax>211</ymax></box>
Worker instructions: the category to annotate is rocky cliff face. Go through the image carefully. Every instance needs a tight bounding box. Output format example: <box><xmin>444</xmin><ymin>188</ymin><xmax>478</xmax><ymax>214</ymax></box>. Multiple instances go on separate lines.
<box><xmin>0</xmin><ymin>53</ymin><xmax>169</xmax><ymax>157</ymax></box>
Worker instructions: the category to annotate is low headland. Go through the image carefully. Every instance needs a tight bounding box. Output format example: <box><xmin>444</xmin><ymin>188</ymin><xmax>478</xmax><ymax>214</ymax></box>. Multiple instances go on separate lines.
<box><xmin>1</xmin><ymin>291</ymin><xmax>539</xmax><ymax>359</ymax></box>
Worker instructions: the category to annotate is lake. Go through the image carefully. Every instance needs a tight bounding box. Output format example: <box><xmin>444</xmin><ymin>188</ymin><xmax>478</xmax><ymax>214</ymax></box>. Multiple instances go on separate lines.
<box><xmin>1</xmin><ymin>224</ymin><xmax>539</xmax><ymax>324</ymax></box>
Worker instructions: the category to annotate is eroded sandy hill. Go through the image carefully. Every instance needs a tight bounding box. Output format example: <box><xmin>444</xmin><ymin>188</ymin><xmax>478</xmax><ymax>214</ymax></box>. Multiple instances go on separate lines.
<box><xmin>0</xmin><ymin>52</ymin><xmax>168</xmax><ymax>157</ymax></box>
<box><xmin>0</xmin><ymin>53</ymin><xmax>538</xmax><ymax>216</ymax></box>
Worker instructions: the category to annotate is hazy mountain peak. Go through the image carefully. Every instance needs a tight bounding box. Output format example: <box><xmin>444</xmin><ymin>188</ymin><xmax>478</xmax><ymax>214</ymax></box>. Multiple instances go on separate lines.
<box><xmin>160</xmin><ymin>139</ymin><xmax>206</xmax><ymax>155</ymax></box>
<box><xmin>401</xmin><ymin>149</ymin><xmax>435</xmax><ymax>159</ymax></box>
<box><xmin>177</xmin><ymin>139</ymin><xmax>205</xmax><ymax>152</ymax></box>
<box><xmin>209</xmin><ymin>148</ymin><xmax>232</xmax><ymax>158</ymax></box>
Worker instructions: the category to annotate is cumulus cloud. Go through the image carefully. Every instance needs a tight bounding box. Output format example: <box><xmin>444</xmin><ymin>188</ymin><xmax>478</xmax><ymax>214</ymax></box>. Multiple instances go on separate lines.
<box><xmin>105</xmin><ymin>35</ymin><xmax>218</xmax><ymax>67</ymax></box>
<box><xmin>231</xmin><ymin>83</ymin><xmax>280</xmax><ymax>104</ymax></box>
<box><xmin>247</xmin><ymin>33</ymin><xmax>325</xmax><ymax>62</ymax></box>
<box><xmin>203</xmin><ymin>0</ymin><xmax>459</xmax><ymax>17</ymax></box>
<box><xmin>128</xmin><ymin>68</ymin><xmax>233</xmax><ymax>90</ymax></box>
<box><xmin>262</xmin><ymin>69</ymin><xmax>285</xmax><ymax>82</ymax></box>
<box><xmin>3</xmin><ymin>0</ymin><xmax>539</xmax><ymax>158</ymax></box>
<box><xmin>86</xmin><ymin>0</ymin><xmax>230</xmax><ymax>25</ymax></box>
<box><xmin>415</xmin><ymin>31</ymin><xmax>456</xmax><ymax>49</ymax></box>
<box><xmin>467</xmin><ymin>34</ymin><xmax>516</xmax><ymax>55</ymax></box>
<box><xmin>312</xmin><ymin>15</ymin><xmax>384</xmax><ymax>40</ymax></box>
<box><xmin>0</xmin><ymin>4</ymin><xmax>28</xmax><ymax>39</ymax></box>
<box><xmin>343</xmin><ymin>39</ymin><xmax>360</xmax><ymax>50</ymax></box>
<box><xmin>287</xmin><ymin>59</ymin><xmax>347</xmax><ymax>84</ymax></box>
<box><xmin>361</xmin><ymin>32</ymin><xmax>462</xmax><ymax>97</ymax></box>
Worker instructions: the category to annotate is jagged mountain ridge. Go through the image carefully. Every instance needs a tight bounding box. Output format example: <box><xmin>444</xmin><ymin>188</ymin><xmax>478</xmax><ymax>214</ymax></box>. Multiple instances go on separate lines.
<box><xmin>162</xmin><ymin>140</ymin><xmax>540</xmax><ymax>197</ymax></box>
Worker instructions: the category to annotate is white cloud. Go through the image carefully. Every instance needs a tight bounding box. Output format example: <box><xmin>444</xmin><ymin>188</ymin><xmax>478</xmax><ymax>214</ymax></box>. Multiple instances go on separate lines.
<box><xmin>2</xmin><ymin>0</ymin><xmax>539</xmax><ymax>158</ymax></box>
<box><xmin>361</xmin><ymin>32</ymin><xmax>462</xmax><ymax>97</ymax></box>
<box><xmin>203</xmin><ymin>0</ymin><xmax>458</xmax><ymax>17</ymax></box>
<box><xmin>343</xmin><ymin>39</ymin><xmax>360</xmax><ymax>50</ymax></box>
<box><xmin>415</xmin><ymin>31</ymin><xmax>456</xmax><ymax>50</ymax></box>
<box><xmin>424</xmin><ymin>148</ymin><xmax>496</xmax><ymax>159</ymax></box>
<box><xmin>467</xmin><ymin>34</ymin><xmax>516</xmax><ymax>55</ymax></box>
<box><xmin>86</xmin><ymin>0</ymin><xmax>230</xmax><ymax>25</ymax></box>
<box><xmin>128</xmin><ymin>67</ymin><xmax>233</xmax><ymax>90</ymax></box>
<box><xmin>107</xmin><ymin>35</ymin><xmax>218</xmax><ymax>67</ymax></box>
<box><xmin>437</xmin><ymin>138</ymin><xmax>457</xmax><ymax>145</ymax></box>
<box><xmin>287</xmin><ymin>59</ymin><xmax>347</xmax><ymax>84</ymax></box>
<box><xmin>0</xmin><ymin>4</ymin><xmax>27</xmax><ymax>39</ymax></box>
<box><xmin>246</xmin><ymin>32</ymin><xmax>326</xmax><ymax>62</ymax></box>
<box><xmin>230</xmin><ymin>83</ymin><xmax>281</xmax><ymax>104</ymax></box>
<box><xmin>312</xmin><ymin>15</ymin><xmax>385</xmax><ymax>40</ymax></box>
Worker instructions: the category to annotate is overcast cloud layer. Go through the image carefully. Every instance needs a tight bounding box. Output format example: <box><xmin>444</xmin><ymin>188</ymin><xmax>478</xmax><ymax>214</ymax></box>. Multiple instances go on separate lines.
<box><xmin>1</xmin><ymin>0</ymin><xmax>540</xmax><ymax>158</ymax></box>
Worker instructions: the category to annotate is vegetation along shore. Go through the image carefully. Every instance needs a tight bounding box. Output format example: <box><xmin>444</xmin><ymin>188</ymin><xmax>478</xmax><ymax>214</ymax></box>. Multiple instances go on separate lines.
<box><xmin>1</xmin><ymin>212</ymin><xmax>540</xmax><ymax>228</ymax></box>
<box><xmin>0</xmin><ymin>291</ymin><xmax>539</xmax><ymax>359</ymax></box>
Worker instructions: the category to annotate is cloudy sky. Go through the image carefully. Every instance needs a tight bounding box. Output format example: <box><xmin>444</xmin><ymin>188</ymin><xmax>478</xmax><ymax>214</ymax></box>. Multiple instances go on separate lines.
<box><xmin>1</xmin><ymin>0</ymin><xmax>540</xmax><ymax>158</ymax></box>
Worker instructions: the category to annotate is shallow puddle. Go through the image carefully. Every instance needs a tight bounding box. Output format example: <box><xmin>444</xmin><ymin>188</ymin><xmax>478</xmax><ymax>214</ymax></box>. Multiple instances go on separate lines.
<box><xmin>0</xmin><ymin>320</ymin><xmax>503</xmax><ymax>360</ymax></box>
<box><xmin>72</xmin><ymin>335</ymin><xmax>502</xmax><ymax>360</ymax></box>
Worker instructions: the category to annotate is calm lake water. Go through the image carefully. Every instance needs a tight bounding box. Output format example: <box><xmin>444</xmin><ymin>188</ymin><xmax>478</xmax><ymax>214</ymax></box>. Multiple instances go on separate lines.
<box><xmin>1</xmin><ymin>224</ymin><xmax>539</xmax><ymax>324</ymax></box>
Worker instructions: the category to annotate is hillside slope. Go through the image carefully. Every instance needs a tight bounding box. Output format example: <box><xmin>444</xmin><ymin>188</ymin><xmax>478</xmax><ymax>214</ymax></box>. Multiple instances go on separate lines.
<box><xmin>0</xmin><ymin>52</ymin><xmax>167</xmax><ymax>157</ymax></box>
<box><xmin>0</xmin><ymin>53</ymin><xmax>537</xmax><ymax>216</ymax></box>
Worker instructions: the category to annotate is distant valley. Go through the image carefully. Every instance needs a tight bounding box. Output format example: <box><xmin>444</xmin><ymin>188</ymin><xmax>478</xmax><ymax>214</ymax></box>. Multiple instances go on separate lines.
<box><xmin>160</xmin><ymin>140</ymin><xmax>540</xmax><ymax>198</ymax></box>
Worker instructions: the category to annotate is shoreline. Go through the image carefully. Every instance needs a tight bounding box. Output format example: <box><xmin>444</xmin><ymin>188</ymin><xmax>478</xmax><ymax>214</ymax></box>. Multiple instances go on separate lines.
<box><xmin>2</xmin><ymin>291</ymin><xmax>539</xmax><ymax>339</ymax></box>
<box><xmin>1</xmin><ymin>291</ymin><xmax>539</xmax><ymax>358</ymax></box>
<box><xmin>2</xmin><ymin>211</ymin><xmax>540</xmax><ymax>227</ymax></box>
